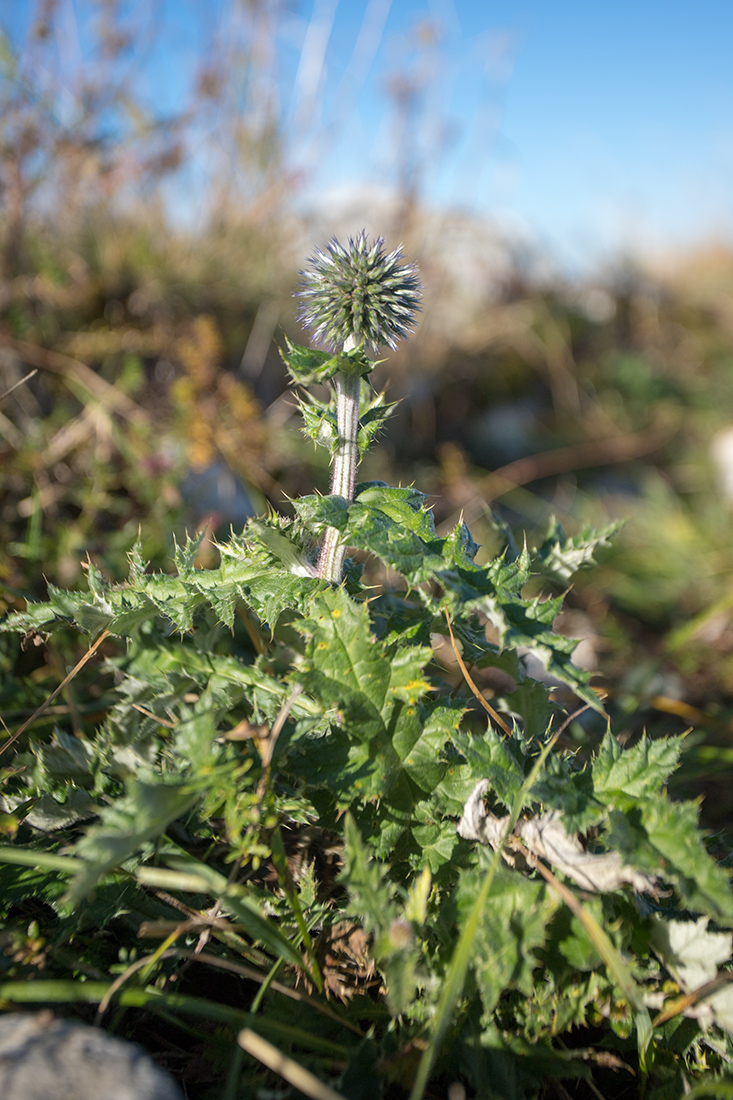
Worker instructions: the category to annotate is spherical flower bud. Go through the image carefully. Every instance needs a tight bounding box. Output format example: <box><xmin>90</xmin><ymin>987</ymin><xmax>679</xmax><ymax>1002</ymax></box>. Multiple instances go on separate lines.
<box><xmin>297</xmin><ymin>231</ymin><xmax>421</xmax><ymax>352</ymax></box>
<box><xmin>388</xmin><ymin>918</ymin><xmax>414</xmax><ymax>949</ymax></box>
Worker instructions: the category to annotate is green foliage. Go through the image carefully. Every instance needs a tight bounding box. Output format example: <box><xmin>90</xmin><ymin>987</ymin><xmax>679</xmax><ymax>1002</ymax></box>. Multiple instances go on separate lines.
<box><xmin>2</xmin><ymin>275</ymin><xmax>733</xmax><ymax>1100</ymax></box>
<box><xmin>340</xmin><ymin>814</ymin><xmax>432</xmax><ymax>1017</ymax></box>
<box><xmin>298</xmin><ymin>383</ymin><xmax>398</xmax><ymax>457</ymax></box>
<box><xmin>534</xmin><ymin>516</ymin><xmax>625</xmax><ymax>585</ymax></box>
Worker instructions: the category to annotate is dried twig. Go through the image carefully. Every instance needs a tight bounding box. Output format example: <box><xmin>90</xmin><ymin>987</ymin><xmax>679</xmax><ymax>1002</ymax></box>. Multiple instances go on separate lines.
<box><xmin>443</xmin><ymin>609</ymin><xmax>512</xmax><ymax>736</ymax></box>
<box><xmin>1</xmin><ymin>630</ymin><xmax>110</xmax><ymax>757</ymax></box>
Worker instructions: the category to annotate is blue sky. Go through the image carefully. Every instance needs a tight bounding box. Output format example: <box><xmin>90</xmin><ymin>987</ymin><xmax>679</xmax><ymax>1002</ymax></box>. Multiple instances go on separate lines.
<box><xmin>6</xmin><ymin>0</ymin><xmax>733</xmax><ymax>270</ymax></box>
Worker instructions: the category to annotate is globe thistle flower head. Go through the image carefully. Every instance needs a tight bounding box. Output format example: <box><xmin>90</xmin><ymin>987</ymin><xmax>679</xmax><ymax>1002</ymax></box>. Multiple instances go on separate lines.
<box><xmin>297</xmin><ymin>231</ymin><xmax>421</xmax><ymax>352</ymax></box>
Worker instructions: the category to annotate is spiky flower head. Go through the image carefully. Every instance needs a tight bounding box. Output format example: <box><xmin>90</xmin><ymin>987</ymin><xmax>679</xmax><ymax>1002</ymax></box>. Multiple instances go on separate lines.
<box><xmin>297</xmin><ymin>231</ymin><xmax>421</xmax><ymax>352</ymax></box>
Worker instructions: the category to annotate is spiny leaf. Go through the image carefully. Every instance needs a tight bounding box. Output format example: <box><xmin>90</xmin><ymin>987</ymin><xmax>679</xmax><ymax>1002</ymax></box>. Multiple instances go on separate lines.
<box><xmin>435</xmin><ymin>727</ymin><xmax>527</xmax><ymax>816</ymax></box>
<box><xmin>281</xmin><ymin>337</ymin><xmax>343</xmax><ymax>385</ymax></box>
<box><xmin>67</xmin><ymin>780</ymin><xmax>198</xmax><ymax>904</ymax></box>
<box><xmin>298</xmin><ymin>394</ymin><xmax>337</xmax><ymax>450</ymax></box>
<box><xmin>534</xmin><ymin>517</ymin><xmax>623</xmax><ymax>584</ymax></box>
<box><xmin>173</xmin><ymin>530</ymin><xmax>207</xmax><ymax>575</ymax></box>
<box><xmin>592</xmin><ymin>731</ymin><xmax>685</xmax><ymax>801</ymax></box>
<box><xmin>455</xmin><ymin>863</ymin><xmax>557</xmax><ymax>1014</ymax></box>
<box><xmin>292</xmin><ymin>589</ymin><xmax>458</xmax><ymax>821</ymax></box>
<box><xmin>616</xmin><ymin>798</ymin><xmax>733</xmax><ymax>919</ymax></box>
<box><xmin>356</xmin><ymin>393</ymin><xmax>399</xmax><ymax>456</ymax></box>
<box><xmin>341</xmin><ymin>814</ymin><xmax>427</xmax><ymax>1016</ymax></box>
<box><xmin>281</xmin><ymin>337</ymin><xmax>373</xmax><ymax>385</ymax></box>
<box><xmin>295</xmin><ymin>487</ymin><xmax>602</xmax><ymax>711</ymax></box>
<box><xmin>341</xmin><ymin>813</ymin><xmax>398</xmax><ymax>938</ymax></box>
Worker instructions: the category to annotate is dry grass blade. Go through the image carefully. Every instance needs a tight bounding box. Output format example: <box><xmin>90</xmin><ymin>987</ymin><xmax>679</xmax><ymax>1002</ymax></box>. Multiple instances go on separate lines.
<box><xmin>238</xmin><ymin>1028</ymin><xmax>348</xmax><ymax>1100</ymax></box>
<box><xmin>97</xmin><ymin>936</ymin><xmax>184</xmax><ymax>1017</ymax></box>
<box><xmin>0</xmin><ymin>369</ymin><xmax>37</xmax><ymax>404</ymax></box>
<box><xmin>5</xmin><ymin>337</ymin><xmax>143</xmax><ymax>420</ymax></box>
<box><xmin>652</xmin><ymin>970</ymin><xmax>733</xmax><ymax>1028</ymax></box>
<box><xmin>255</xmin><ymin>683</ymin><xmax>302</xmax><ymax>799</ymax></box>
<box><xmin>1</xmin><ymin>630</ymin><xmax>110</xmax><ymax>757</ymax></box>
<box><xmin>131</xmin><ymin>704</ymin><xmax>176</xmax><ymax>729</ymax></box>
<box><xmin>443</xmin><ymin>608</ymin><xmax>512</xmax><ymax>736</ymax></box>
<box><xmin>99</xmin><ymin>935</ymin><xmax>356</xmax><ymax>1032</ymax></box>
<box><xmin>186</xmin><ymin>951</ymin><xmax>362</xmax><ymax>1035</ymax></box>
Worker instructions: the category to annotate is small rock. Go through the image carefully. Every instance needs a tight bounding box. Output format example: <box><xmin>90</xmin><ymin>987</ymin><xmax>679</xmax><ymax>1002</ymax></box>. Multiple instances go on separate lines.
<box><xmin>0</xmin><ymin>1012</ymin><xmax>184</xmax><ymax>1100</ymax></box>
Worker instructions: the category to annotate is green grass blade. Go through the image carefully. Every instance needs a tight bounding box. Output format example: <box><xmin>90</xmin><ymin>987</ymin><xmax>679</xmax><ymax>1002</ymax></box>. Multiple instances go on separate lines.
<box><xmin>409</xmin><ymin>730</ymin><xmax>561</xmax><ymax>1100</ymax></box>
<box><xmin>685</xmin><ymin>1085</ymin><xmax>733</xmax><ymax>1100</ymax></box>
<box><xmin>0</xmin><ymin>981</ymin><xmax>350</xmax><ymax>1057</ymax></box>
<box><xmin>0</xmin><ymin>845</ymin><xmax>84</xmax><ymax>872</ymax></box>
<box><xmin>270</xmin><ymin>826</ymin><xmax>323</xmax><ymax>992</ymax></box>
<box><xmin>135</xmin><ymin>867</ymin><xmax>216</xmax><ymax>893</ymax></box>
<box><xmin>159</xmin><ymin>848</ymin><xmax>318</xmax><ymax>979</ymax></box>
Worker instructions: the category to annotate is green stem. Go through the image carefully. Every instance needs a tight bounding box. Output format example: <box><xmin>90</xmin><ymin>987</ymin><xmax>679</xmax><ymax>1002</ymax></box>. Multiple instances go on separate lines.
<box><xmin>318</xmin><ymin>339</ymin><xmax>361</xmax><ymax>584</ymax></box>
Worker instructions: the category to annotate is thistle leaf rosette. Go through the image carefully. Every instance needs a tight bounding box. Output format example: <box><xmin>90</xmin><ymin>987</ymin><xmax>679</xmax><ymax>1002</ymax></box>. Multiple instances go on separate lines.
<box><xmin>297</xmin><ymin>231</ymin><xmax>421</xmax><ymax>353</ymax></box>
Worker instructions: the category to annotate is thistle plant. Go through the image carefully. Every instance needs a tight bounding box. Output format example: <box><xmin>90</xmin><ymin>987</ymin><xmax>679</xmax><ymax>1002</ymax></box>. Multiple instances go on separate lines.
<box><xmin>3</xmin><ymin>233</ymin><xmax>733</xmax><ymax>1099</ymax></box>
<box><xmin>296</xmin><ymin>232</ymin><xmax>421</xmax><ymax>582</ymax></box>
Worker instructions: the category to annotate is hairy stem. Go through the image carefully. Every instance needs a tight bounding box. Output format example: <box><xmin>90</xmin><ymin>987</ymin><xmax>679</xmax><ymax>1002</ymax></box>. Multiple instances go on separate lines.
<box><xmin>330</xmin><ymin>369</ymin><xmax>361</xmax><ymax>500</ymax></box>
<box><xmin>318</xmin><ymin>341</ymin><xmax>361</xmax><ymax>583</ymax></box>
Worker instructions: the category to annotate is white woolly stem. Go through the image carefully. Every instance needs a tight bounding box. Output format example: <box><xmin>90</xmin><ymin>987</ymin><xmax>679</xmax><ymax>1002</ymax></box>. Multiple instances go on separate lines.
<box><xmin>318</xmin><ymin>335</ymin><xmax>361</xmax><ymax>584</ymax></box>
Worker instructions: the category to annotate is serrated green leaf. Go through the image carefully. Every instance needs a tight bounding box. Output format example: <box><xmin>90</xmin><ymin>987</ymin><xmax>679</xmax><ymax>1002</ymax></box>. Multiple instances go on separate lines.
<box><xmin>341</xmin><ymin>813</ymin><xmax>398</xmax><ymax>937</ymax></box>
<box><xmin>530</xmin><ymin>752</ymin><xmax>601</xmax><ymax>833</ymax></box>
<box><xmin>410</xmin><ymin>815</ymin><xmax>461</xmax><ymax>873</ymax></box>
<box><xmin>456</xmin><ymin>862</ymin><xmax>557</xmax><ymax>1013</ymax></box>
<box><xmin>486</xmin><ymin>511</ymin><xmax>522</xmax><ymax>563</ymax></box>
<box><xmin>435</xmin><ymin>728</ymin><xmax>527</xmax><ymax>816</ymax></box>
<box><xmin>0</xmin><ymin>599</ymin><xmax>62</xmax><ymax>633</ymax></box>
<box><xmin>127</xmin><ymin>540</ymin><xmax>149</xmax><ymax>582</ymax></box>
<box><xmin>353</xmin><ymin>484</ymin><xmax>437</xmax><ymax>541</ymax></box>
<box><xmin>556</xmin><ymin>906</ymin><xmax>606</xmax><ymax>972</ymax></box>
<box><xmin>638</xmin><ymin>800</ymin><xmax>733</xmax><ymax>919</ymax></box>
<box><xmin>295</xmin><ymin>489</ymin><xmax>602</xmax><ymax>712</ymax></box>
<box><xmin>281</xmin><ymin>338</ymin><xmax>373</xmax><ymax>385</ymax></box>
<box><xmin>298</xmin><ymin>394</ymin><xmax>337</xmax><ymax>450</ymax></box>
<box><xmin>534</xmin><ymin>517</ymin><xmax>623</xmax><ymax>584</ymax></box>
<box><xmin>292</xmin><ymin>589</ymin><xmax>461</xmax><ymax>837</ymax></box>
<box><xmin>504</xmin><ymin>673</ymin><xmax>558</xmax><ymax>740</ymax></box>
<box><xmin>281</xmin><ymin>338</ymin><xmax>342</xmax><ymax>384</ymax></box>
<box><xmin>48</xmin><ymin>582</ymin><xmax>114</xmax><ymax>637</ymax></box>
<box><xmin>592</xmin><ymin>732</ymin><xmax>685</xmax><ymax>801</ymax></box>
<box><xmin>173</xmin><ymin>530</ymin><xmax>206</xmax><ymax>575</ymax></box>
<box><xmin>357</xmin><ymin>393</ymin><xmax>399</xmax><ymax>456</ymax></box>
<box><xmin>0</xmin><ymin>861</ymin><xmax>71</xmax><ymax>918</ymax></box>
<box><xmin>297</xmin><ymin>384</ymin><xmax>396</xmax><ymax>457</ymax></box>
<box><xmin>67</xmin><ymin>779</ymin><xmax>197</xmax><ymax>904</ymax></box>
<box><xmin>398</xmin><ymin>705</ymin><xmax>462</xmax><ymax>796</ymax></box>
<box><xmin>15</xmin><ymin>789</ymin><xmax>97</xmax><ymax>831</ymax></box>
<box><xmin>603</xmin><ymin>795</ymin><xmax>733</xmax><ymax>919</ymax></box>
<box><xmin>170</xmin><ymin>706</ymin><xmax>221</xmax><ymax>772</ymax></box>
<box><xmin>341</xmin><ymin>814</ymin><xmax>426</xmax><ymax>1016</ymax></box>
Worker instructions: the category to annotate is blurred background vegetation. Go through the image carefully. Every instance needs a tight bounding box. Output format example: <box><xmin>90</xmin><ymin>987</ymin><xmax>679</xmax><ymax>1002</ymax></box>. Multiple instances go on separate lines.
<box><xmin>2</xmin><ymin>0</ymin><xmax>733</xmax><ymax>840</ymax></box>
